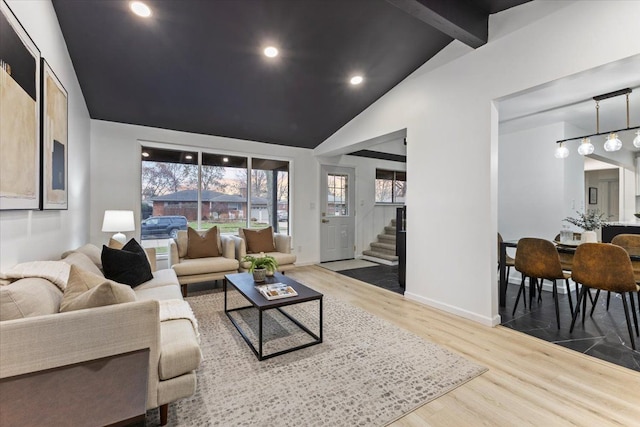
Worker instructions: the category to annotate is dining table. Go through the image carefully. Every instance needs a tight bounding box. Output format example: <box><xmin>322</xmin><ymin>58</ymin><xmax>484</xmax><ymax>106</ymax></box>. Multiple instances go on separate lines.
<box><xmin>498</xmin><ymin>238</ymin><xmax>640</xmax><ymax>307</ymax></box>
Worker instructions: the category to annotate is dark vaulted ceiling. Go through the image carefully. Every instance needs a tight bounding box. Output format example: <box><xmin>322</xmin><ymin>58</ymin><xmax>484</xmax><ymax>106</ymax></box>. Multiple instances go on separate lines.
<box><xmin>52</xmin><ymin>0</ymin><xmax>531</xmax><ymax>149</ymax></box>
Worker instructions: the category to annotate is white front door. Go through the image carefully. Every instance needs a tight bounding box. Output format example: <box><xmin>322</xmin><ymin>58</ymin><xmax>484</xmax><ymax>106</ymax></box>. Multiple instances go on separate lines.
<box><xmin>320</xmin><ymin>165</ymin><xmax>355</xmax><ymax>262</ymax></box>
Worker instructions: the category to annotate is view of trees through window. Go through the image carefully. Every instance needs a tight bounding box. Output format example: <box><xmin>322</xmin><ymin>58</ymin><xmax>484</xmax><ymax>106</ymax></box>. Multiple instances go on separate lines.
<box><xmin>140</xmin><ymin>147</ymin><xmax>289</xmax><ymax>253</ymax></box>
<box><xmin>375</xmin><ymin>169</ymin><xmax>406</xmax><ymax>204</ymax></box>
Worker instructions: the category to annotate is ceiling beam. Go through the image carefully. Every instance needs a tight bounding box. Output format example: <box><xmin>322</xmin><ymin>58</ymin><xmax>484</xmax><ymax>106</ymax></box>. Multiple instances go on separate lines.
<box><xmin>386</xmin><ymin>0</ymin><xmax>488</xmax><ymax>48</ymax></box>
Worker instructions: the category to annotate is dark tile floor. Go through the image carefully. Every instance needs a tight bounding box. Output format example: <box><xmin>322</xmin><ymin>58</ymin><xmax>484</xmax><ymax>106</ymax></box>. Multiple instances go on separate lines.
<box><xmin>335</xmin><ymin>264</ymin><xmax>404</xmax><ymax>295</ymax></box>
<box><xmin>500</xmin><ymin>282</ymin><xmax>640</xmax><ymax>371</ymax></box>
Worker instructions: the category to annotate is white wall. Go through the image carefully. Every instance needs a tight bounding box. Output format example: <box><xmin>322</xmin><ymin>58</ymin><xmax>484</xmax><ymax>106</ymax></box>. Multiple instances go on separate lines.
<box><xmin>89</xmin><ymin>120</ymin><xmax>319</xmax><ymax>265</ymax></box>
<box><xmin>89</xmin><ymin>120</ymin><xmax>404</xmax><ymax>265</ymax></box>
<box><xmin>0</xmin><ymin>0</ymin><xmax>90</xmax><ymax>270</ymax></box>
<box><xmin>313</xmin><ymin>1</ymin><xmax>640</xmax><ymax>325</ymax></box>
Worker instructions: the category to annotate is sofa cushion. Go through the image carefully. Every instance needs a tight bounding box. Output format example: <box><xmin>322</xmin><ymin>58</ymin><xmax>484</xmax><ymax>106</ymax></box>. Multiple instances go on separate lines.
<box><xmin>102</xmin><ymin>239</ymin><xmax>153</xmax><ymax>287</ymax></box>
<box><xmin>159</xmin><ymin>319</ymin><xmax>201</xmax><ymax>380</ymax></box>
<box><xmin>241</xmin><ymin>251</ymin><xmax>296</xmax><ymax>270</ymax></box>
<box><xmin>134</xmin><ymin>269</ymin><xmax>180</xmax><ymax>291</ymax></box>
<box><xmin>241</xmin><ymin>227</ymin><xmax>276</xmax><ymax>253</ymax></box>
<box><xmin>62</xmin><ymin>252</ymin><xmax>104</xmax><ymax>278</ymax></box>
<box><xmin>172</xmin><ymin>256</ymin><xmax>239</xmax><ymax>276</ymax></box>
<box><xmin>186</xmin><ymin>227</ymin><xmax>220</xmax><ymax>259</ymax></box>
<box><xmin>61</xmin><ymin>244</ymin><xmax>104</xmax><ymax>270</ymax></box>
<box><xmin>135</xmin><ymin>284</ymin><xmax>184</xmax><ymax>302</ymax></box>
<box><xmin>60</xmin><ymin>266</ymin><xmax>136</xmax><ymax>312</ymax></box>
<box><xmin>0</xmin><ymin>278</ymin><xmax>62</xmax><ymax>320</ymax></box>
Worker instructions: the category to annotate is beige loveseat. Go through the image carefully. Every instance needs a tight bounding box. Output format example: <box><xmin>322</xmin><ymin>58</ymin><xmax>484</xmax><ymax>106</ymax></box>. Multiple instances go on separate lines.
<box><xmin>231</xmin><ymin>227</ymin><xmax>297</xmax><ymax>272</ymax></box>
<box><xmin>169</xmin><ymin>229</ymin><xmax>239</xmax><ymax>296</ymax></box>
<box><xmin>0</xmin><ymin>244</ymin><xmax>201</xmax><ymax>426</ymax></box>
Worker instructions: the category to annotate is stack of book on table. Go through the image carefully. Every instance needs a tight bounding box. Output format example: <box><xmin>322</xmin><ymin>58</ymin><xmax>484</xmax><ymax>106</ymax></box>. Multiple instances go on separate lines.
<box><xmin>256</xmin><ymin>283</ymin><xmax>298</xmax><ymax>300</ymax></box>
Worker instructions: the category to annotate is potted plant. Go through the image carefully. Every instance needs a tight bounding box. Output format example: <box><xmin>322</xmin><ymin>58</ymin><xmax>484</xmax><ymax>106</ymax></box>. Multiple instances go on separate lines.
<box><xmin>242</xmin><ymin>253</ymin><xmax>279</xmax><ymax>282</ymax></box>
<box><xmin>563</xmin><ymin>209</ymin><xmax>610</xmax><ymax>243</ymax></box>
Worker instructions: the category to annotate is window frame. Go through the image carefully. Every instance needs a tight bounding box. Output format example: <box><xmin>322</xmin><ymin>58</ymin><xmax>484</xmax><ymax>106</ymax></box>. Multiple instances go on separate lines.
<box><xmin>374</xmin><ymin>168</ymin><xmax>406</xmax><ymax>205</ymax></box>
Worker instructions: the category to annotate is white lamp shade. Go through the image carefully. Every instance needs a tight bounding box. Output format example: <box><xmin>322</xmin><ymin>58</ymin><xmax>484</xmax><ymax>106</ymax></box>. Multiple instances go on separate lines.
<box><xmin>102</xmin><ymin>210</ymin><xmax>135</xmax><ymax>233</ymax></box>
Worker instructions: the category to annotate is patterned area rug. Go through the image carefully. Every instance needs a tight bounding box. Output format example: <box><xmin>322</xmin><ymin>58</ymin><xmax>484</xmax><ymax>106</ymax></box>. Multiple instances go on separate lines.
<box><xmin>147</xmin><ymin>290</ymin><xmax>487</xmax><ymax>426</ymax></box>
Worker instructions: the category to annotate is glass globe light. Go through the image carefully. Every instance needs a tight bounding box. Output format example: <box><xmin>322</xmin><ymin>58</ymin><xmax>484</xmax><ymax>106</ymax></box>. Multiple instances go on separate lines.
<box><xmin>634</xmin><ymin>130</ymin><xmax>640</xmax><ymax>149</ymax></box>
<box><xmin>555</xmin><ymin>143</ymin><xmax>569</xmax><ymax>159</ymax></box>
<box><xmin>603</xmin><ymin>133</ymin><xmax>622</xmax><ymax>152</ymax></box>
<box><xmin>577</xmin><ymin>137</ymin><xmax>594</xmax><ymax>155</ymax></box>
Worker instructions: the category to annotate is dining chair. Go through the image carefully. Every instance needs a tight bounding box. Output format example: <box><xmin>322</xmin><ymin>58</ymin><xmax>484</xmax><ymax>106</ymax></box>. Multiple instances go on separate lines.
<box><xmin>513</xmin><ymin>238</ymin><xmax>573</xmax><ymax>329</ymax></box>
<box><xmin>611</xmin><ymin>234</ymin><xmax>640</xmax><ymax>311</ymax></box>
<box><xmin>570</xmin><ymin>243</ymin><xmax>639</xmax><ymax>350</ymax></box>
<box><xmin>498</xmin><ymin>232</ymin><xmax>515</xmax><ymax>279</ymax></box>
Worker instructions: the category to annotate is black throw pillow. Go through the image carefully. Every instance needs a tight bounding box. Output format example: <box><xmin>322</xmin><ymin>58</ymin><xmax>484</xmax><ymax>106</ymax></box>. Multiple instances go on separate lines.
<box><xmin>101</xmin><ymin>238</ymin><xmax>153</xmax><ymax>287</ymax></box>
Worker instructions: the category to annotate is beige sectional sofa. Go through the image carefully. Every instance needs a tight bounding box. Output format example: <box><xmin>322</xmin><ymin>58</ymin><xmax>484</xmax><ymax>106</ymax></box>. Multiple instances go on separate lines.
<box><xmin>0</xmin><ymin>243</ymin><xmax>201</xmax><ymax>426</ymax></box>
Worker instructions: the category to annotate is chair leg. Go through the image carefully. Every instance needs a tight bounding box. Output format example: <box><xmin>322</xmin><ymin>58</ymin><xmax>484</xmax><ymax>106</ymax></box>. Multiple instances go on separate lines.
<box><xmin>565</xmin><ymin>279</ymin><xmax>574</xmax><ymax>315</ymax></box>
<box><xmin>629</xmin><ymin>291</ymin><xmax>639</xmax><ymax>337</ymax></box>
<box><xmin>552</xmin><ymin>280</ymin><xmax>560</xmax><ymax>329</ymax></box>
<box><xmin>570</xmin><ymin>286</ymin><xmax>587</xmax><ymax>333</ymax></box>
<box><xmin>537</xmin><ymin>279</ymin><xmax>543</xmax><ymax>303</ymax></box>
<box><xmin>590</xmin><ymin>289</ymin><xmax>601</xmax><ymax>317</ymax></box>
<box><xmin>582</xmin><ymin>287</ymin><xmax>588</xmax><ymax>325</ymax></box>
<box><xmin>512</xmin><ymin>275</ymin><xmax>526</xmax><ymax>316</ymax></box>
<box><xmin>606</xmin><ymin>291</ymin><xmax>611</xmax><ymax>310</ymax></box>
<box><xmin>621</xmin><ymin>293</ymin><xmax>636</xmax><ymax>350</ymax></box>
<box><xmin>529</xmin><ymin>277</ymin><xmax>537</xmax><ymax>308</ymax></box>
<box><xmin>160</xmin><ymin>403</ymin><xmax>168</xmax><ymax>426</ymax></box>
<box><xmin>181</xmin><ymin>284</ymin><xmax>187</xmax><ymax>297</ymax></box>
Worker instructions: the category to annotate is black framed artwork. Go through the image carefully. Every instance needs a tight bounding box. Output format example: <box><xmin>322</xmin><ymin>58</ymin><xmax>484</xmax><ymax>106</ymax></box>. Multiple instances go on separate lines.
<box><xmin>40</xmin><ymin>58</ymin><xmax>68</xmax><ymax>210</ymax></box>
<box><xmin>589</xmin><ymin>187</ymin><xmax>598</xmax><ymax>205</ymax></box>
<box><xmin>0</xmin><ymin>0</ymin><xmax>41</xmax><ymax>210</ymax></box>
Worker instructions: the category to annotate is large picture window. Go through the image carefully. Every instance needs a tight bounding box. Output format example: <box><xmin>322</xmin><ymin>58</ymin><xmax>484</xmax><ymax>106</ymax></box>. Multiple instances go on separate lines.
<box><xmin>140</xmin><ymin>146</ymin><xmax>289</xmax><ymax>251</ymax></box>
<box><xmin>375</xmin><ymin>169</ymin><xmax>406</xmax><ymax>204</ymax></box>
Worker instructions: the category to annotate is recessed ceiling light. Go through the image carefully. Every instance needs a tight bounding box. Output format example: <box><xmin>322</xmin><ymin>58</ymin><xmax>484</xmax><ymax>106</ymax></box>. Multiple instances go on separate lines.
<box><xmin>264</xmin><ymin>46</ymin><xmax>279</xmax><ymax>58</ymax></box>
<box><xmin>185</xmin><ymin>154</ymin><xmax>193</xmax><ymax>160</ymax></box>
<box><xmin>222</xmin><ymin>157</ymin><xmax>229</xmax><ymax>163</ymax></box>
<box><xmin>141</xmin><ymin>151</ymin><xmax>149</xmax><ymax>157</ymax></box>
<box><xmin>350</xmin><ymin>75</ymin><xmax>364</xmax><ymax>85</ymax></box>
<box><xmin>130</xmin><ymin>1</ymin><xmax>151</xmax><ymax>18</ymax></box>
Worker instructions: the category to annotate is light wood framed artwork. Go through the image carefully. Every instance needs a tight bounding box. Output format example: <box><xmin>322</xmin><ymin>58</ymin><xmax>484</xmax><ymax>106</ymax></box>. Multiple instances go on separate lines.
<box><xmin>0</xmin><ymin>0</ymin><xmax>41</xmax><ymax>210</ymax></box>
<box><xmin>40</xmin><ymin>58</ymin><xmax>68</xmax><ymax>210</ymax></box>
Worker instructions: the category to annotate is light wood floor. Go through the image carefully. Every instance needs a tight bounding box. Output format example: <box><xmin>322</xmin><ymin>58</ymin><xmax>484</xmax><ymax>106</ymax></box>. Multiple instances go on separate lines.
<box><xmin>288</xmin><ymin>266</ymin><xmax>640</xmax><ymax>426</ymax></box>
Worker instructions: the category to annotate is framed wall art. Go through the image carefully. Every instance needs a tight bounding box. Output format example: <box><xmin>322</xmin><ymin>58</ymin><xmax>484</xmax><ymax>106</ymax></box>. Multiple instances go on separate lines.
<box><xmin>40</xmin><ymin>58</ymin><xmax>68</xmax><ymax>210</ymax></box>
<box><xmin>0</xmin><ymin>0</ymin><xmax>41</xmax><ymax>210</ymax></box>
<box><xmin>589</xmin><ymin>187</ymin><xmax>598</xmax><ymax>205</ymax></box>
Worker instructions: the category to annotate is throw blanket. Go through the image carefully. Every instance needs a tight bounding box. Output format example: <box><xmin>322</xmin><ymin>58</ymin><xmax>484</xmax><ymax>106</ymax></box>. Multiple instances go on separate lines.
<box><xmin>159</xmin><ymin>299</ymin><xmax>201</xmax><ymax>343</ymax></box>
<box><xmin>0</xmin><ymin>261</ymin><xmax>70</xmax><ymax>291</ymax></box>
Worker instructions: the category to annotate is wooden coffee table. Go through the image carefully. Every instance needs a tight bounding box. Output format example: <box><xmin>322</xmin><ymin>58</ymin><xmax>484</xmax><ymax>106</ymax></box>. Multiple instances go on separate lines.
<box><xmin>224</xmin><ymin>272</ymin><xmax>323</xmax><ymax>360</ymax></box>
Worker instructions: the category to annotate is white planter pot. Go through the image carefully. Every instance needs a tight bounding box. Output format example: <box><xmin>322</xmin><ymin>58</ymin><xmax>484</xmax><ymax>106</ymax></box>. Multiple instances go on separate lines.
<box><xmin>581</xmin><ymin>230</ymin><xmax>597</xmax><ymax>243</ymax></box>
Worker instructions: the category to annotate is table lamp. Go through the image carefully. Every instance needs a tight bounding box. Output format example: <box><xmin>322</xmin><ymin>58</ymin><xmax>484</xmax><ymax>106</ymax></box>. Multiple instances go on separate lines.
<box><xmin>102</xmin><ymin>210</ymin><xmax>135</xmax><ymax>244</ymax></box>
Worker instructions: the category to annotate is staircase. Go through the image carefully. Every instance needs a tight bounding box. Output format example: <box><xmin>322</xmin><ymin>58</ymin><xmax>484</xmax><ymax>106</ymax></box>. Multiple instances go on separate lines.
<box><xmin>362</xmin><ymin>219</ymin><xmax>399</xmax><ymax>265</ymax></box>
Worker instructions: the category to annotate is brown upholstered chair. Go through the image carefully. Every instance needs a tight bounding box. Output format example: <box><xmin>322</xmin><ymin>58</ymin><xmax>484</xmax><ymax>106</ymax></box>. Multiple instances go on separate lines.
<box><xmin>570</xmin><ymin>243</ymin><xmax>639</xmax><ymax>350</ymax></box>
<box><xmin>513</xmin><ymin>238</ymin><xmax>573</xmax><ymax>328</ymax></box>
<box><xmin>611</xmin><ymin>234</ymin><xmax>640</xmax><ymax>310</ymax></box>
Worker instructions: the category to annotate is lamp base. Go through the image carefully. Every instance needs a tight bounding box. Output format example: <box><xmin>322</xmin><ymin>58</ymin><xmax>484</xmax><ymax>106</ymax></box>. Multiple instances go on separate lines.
<box><xmin>111</xmin><ymin>232</ymin><xmax>127</xmax><ymax>244</ymax></box>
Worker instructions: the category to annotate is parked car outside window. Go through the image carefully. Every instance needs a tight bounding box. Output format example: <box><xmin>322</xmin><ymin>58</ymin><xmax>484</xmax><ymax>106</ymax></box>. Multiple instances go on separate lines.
<box><xmin>141</xmin><ymin>216</ymin><xmax>188</xmax><ymax>239</ymax></box>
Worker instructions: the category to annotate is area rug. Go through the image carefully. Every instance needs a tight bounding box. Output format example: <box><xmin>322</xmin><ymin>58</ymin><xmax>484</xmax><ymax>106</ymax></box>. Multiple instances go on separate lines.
<box><xmin>318</xmin><ymin>259</ymin><xmax>379</xmax><ymax>271</ymax></box>
<box><xmin>146</xmin><ymin>290</ymin><xmax>487</xmax><ymax>426</ymax></box>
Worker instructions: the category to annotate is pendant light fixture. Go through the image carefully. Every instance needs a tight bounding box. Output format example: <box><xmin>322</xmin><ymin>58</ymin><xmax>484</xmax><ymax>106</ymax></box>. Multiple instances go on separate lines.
<box><xmin>604</xmin><ymin>133</ymin><xmax>622</xmax><ymax>151</ymax></box>
<box><xmin>555</xmin><ymin>88</ymin><xmax>639</xmax><ymax>158</ymax></box>
<box><xmin>577</xmin><ymin>137</ymin><xmax>595</xmax><ymax>155</ymax></box>
<box><xmin>555</xmin><ymin>142</ymin><xmax>569</xmax><ymax>159</ymax></box>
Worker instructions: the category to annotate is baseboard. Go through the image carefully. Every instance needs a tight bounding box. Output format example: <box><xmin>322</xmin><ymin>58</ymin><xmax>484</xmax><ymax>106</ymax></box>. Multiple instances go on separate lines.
<box><xmin>507</xmin><ymin>274</ymin><xmax>577</xmax><ymax>294</ymax></box>
<box><xmin>404</xmin><ymin>291</ymin><xmax>500</xmax><ymax>327</ymax></box>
